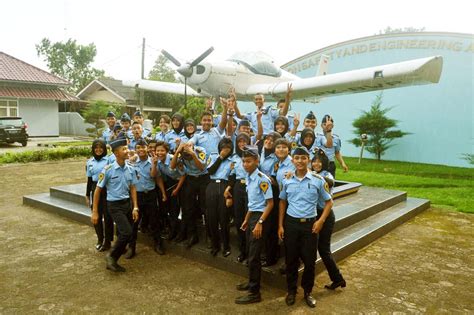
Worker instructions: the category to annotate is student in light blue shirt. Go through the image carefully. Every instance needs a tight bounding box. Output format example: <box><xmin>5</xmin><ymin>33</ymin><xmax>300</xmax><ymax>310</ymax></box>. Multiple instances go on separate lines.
<box><xmin>235</xmin><ymin>145</ymin><xmax>273</xmax><ymax>305</ymax></box>
<box><xmin>102</xmin><ymin>111</ymin><xmax>116</xmax><ymax>144</ymax></box>
<box><xmin>310</xmin><ymin>148</ymin><xmax>346</xmax><ymax>291</ymax></box>
<box><xmin>154</xmin><ymin>114</ymin><xmax>171</xmax><ymax>142</ymax></box>
<box><xmin>206</xmin><ymin>137</ymin><xmax>234</xmax><ymax>257</ymax></box>
<box><xmin>85</xmin><ymin>139</ymin><xmax>113</xmax><ymax>252</ymax></box>
<box><xmin>92</xmin><ymin>138</ymin><xmax>139</xmax><ymax>272</ymax></box>
<box><xmin>278</xmin><ymin>146</ymin><xmax>333</xmax><ymax>308</ymax></box>
<box><xmin>165</xmin><ymin>113</ymin><xmax>185</xmax><ymax>153</ymax></box>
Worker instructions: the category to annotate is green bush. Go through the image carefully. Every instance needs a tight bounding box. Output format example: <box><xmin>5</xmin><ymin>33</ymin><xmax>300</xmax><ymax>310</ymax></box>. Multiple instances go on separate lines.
<box><xmin>0</xmin><ymin>147</ymin><xmax>90</xmax><ymax>164</ymax></box>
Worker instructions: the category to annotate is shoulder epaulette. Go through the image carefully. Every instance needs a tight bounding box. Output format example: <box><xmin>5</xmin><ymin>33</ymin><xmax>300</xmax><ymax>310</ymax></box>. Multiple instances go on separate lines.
<box><xmin>311</xmin><ymin>171</ymin><xmax>324</xmax><ymax>180</ymax></box>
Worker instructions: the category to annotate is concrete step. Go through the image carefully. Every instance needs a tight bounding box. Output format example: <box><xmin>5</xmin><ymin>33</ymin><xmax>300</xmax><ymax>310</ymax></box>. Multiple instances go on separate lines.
<box><xmin>23</xmin><ymin>193</ymin><xmax>92</xmax><ymax>226</ymax></box>
<box><xmin>332</xmin><ymin>186</ymin><xmax>407</xmax><ymax>232</ymax></box>
<box><xmin>50</xmin><ymin>184</ymin><xmax>86</xmax><ymax>205</ymax></box>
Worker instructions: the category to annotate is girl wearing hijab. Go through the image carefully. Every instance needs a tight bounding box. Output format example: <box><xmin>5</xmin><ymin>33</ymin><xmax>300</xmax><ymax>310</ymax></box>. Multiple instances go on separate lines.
<box><xmin>183</xmin><ymin>118</ymin><xmax>197</xmax><ymax>142</ymax></box>
<box><xmin>311</xmin><ymin>149</ymin><xmax>346</xmax><ymax>290</ymax></box>
<box><xmin>165</xmin><ymin>112</ymin><xmax>185</xmax><ymax>153</ymax></box>
<box><xmin>85</xmin><ymin>139</ymin><xmax>114</xmax><ymax>251</ymax></box>
<box><xmin>225</xmin><ymin>133</ymin><xmax>252</xmax><ymax>262</ymax></box>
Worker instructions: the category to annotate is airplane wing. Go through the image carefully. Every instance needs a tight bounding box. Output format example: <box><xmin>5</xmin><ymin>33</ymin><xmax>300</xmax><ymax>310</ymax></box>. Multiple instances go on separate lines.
<box><xmin>122</xmin><ymin>80</ymin><xmax>203</xmax><ymax>97</ymax></box>
<box><xmin>246</xmin><ymin>56</ymin><xmax>443</xmax><ymax>101</ymax></box>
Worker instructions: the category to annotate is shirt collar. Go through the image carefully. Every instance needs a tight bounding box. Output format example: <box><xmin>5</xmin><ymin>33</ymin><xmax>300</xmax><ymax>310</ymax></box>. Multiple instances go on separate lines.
<box><xmin>249</xmin><ymin>167</ymin><xmax>259</xmax><ymax>181</ymax></box>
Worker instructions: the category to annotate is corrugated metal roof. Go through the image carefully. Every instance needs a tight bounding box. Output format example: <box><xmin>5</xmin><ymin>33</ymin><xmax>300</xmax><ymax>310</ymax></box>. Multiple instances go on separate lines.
<box><xmin>0</xmin><ymin>86</ymin><xmax>78</xmax><ymax>101</ymax></box>
<box><xmin>0</xmin><ymin>51</ymin><xmax>70</xmax><ymax>85</ymax></box>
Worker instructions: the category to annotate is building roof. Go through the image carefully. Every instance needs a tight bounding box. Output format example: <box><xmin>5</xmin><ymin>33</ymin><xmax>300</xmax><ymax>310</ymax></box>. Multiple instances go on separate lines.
<box><xmin>76</xmin><ymin>78</ymin><xmax>136</xmax><ymax>102</ymax></box>
<box><xmin>0</xmin><ymin>86</ymin><xmax>78</xmax><ymax>101</ymax></box>
<box><xmin>0</xmin><ymin>51</ymin><xmax>70</xmax><ymax>86</ymax></box>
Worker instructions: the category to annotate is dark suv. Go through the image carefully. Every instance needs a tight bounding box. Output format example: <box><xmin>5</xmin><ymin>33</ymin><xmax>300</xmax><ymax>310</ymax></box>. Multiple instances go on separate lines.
<box><xmin>0</xmin><ymin>117</ymin><xmax>28</xmax><ymax>146</ymax></box>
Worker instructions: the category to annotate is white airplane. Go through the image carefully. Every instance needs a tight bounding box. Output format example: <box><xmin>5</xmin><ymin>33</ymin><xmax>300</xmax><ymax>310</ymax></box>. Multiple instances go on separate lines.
<box><xmin>123</xmin><ymin>47</ymin><xmax>443</xmax><ymax>102</ymax></box>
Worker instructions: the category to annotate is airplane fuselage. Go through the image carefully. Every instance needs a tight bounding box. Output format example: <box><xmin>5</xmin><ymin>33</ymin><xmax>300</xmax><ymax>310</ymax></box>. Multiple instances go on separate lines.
<box><xmin>184</xmin><ymin>60</ymin><xmax>299</xmax><ymax>100</ymax></box>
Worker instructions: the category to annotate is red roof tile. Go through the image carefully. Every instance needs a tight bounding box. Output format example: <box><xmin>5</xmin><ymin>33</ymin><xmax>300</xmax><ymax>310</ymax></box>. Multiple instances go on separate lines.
<box><xmin>0</xmin><ymin>51</ymin><xmax>69</xmax><ymax>85</ymax></box>
<box><xmin>0</xmin><ymin>86</ymin><xmax>78</xmax><ymax>101</ymax></box>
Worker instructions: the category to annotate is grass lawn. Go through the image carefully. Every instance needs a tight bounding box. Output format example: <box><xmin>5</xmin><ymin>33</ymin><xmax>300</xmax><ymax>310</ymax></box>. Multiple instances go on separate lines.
<box><xmin>337</xmin><ymin>157</ymin><xmax>473</xmax><ymax>213</ymax></box>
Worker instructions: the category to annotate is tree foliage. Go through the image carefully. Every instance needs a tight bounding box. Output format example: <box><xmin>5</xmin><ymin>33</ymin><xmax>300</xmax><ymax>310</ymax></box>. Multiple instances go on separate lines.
<box><xmin>143</xmin><ymin>55</ymin><xmax>183</xmax><ymax>123</ymax></box>
<box><xmin>35</xmin><ymin>38</ymin><xmax>105</xmax><ymax>93</ymax></box>
<box><xmin>81</xmin><ymin>100</ymin><xmax>121</xmax><ymax>138</ymax></box>
<box><xmin>350</xmin><ymin>93</ymin><xmax>410</xmax><ymax>161</ymax></box>
<box><xmin>177</xmin><ymin>97</ymin><xmax>207</xmax><ymax>124</ymax></box>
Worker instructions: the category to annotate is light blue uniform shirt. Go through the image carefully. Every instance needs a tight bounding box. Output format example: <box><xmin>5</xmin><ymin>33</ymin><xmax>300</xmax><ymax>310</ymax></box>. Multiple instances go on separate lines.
<box><xmin>279</xmin><ymin>171</ymin><xmax>332</xmax><ymax>218</ymax></box>
<box><xmin>244</xmin><ymin>106</ymin><xmax>279</xmax><ymax>135</ymax></box>
<box><xmin>97</xmin><ymin>161</ymin><xmax>138</xmax><ymax>201</ymax></box>
<box><xmin>230</xmin><ymin>154</ymin><xmax>247</xmax><ymax>180</ymax></box>
<box><xmin>158</xmin><ymin>153</ymin><xmax>184</xmax><ymax>180</ymax></box>
<box><xmin>207</xmin><ymin>153</ymin><xmax>233</xmax><ymax>180</ymax></box>
<box><xmin>181</xmin><ymin>146</ymin><xmax>208</xmax><ymax>176</ymax></box>
<box><xmin>134</xmin><ymin>157</ymin><xmax>158</xmax><ymax>192</ymax></box>
<box><xmin>129</xmin><ymin>136</ymin><xmax>145</xmax><ymax>150</ymax></box>
<box><xmin>154</xmin><ymin>130</ymin><xmax>169</xmax><ymax>142</ymax></box>
<box><xmin>86</xmin><ymin>157</ymin><xmax>109</xmax><ymax>182</ymax></box>
<box><xmin>259</xmin><ymin>152</ymin><xmax>278</xmax><ymax>178</ymax></box>
<box><xmin>246</xmin><ymin>168</ymin><xmax>273</xmax><ymax>212</ymax></box>
<box><xmin>317</xmin><ymin>170</ymin><xmax>334</xmax><ymax>198</ymax></box>
<box><xmin>102</xmin><ymin>127</ymin><xmax>113</xmax><ymax>144</ymax></box>
<box><xmin>107</xmin><ymin>153</ymin><xmax>116</xmax><ymax>164</ymax></box>
<box><xmin>190</xmin><ymin>127</ymin><xmax>225</xmax><ymax>155</ymax></box>
<box><xmin>165</xmin><ymin>129</ymin><xmax>185</xmax><ymax>153</ymax></box>
<box><xmin>316</xmin><ymin>133</ymin><xmax>341</xmax><ymax>162</ymax></box>
<box><xmin>273</xmin><ymin>156</ymin><xmax>296</xmax><ymax>190</ymax></box>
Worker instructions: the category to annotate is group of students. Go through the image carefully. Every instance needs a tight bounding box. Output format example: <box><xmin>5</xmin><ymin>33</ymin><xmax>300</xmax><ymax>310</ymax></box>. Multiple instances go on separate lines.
<box><xmin>86</xmin><ymin>87</ymin><xmax>348</xmax><ymax>308</ymax></box>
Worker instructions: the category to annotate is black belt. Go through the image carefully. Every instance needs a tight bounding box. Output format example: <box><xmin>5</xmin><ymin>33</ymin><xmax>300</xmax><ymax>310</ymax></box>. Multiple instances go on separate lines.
<box><xmin>137</xmin><ymin>190</ymin><xmax>155</xmax><ymax>195</ymax></box>
<box><xmin>210</xmin><ymin>179</ymin><xmax>228</xmax><ymax>183</ymax></box>
<box><xmin>108</xmin><ymin>198</ymin><xmax>129</xmax><ymax>204</ymax></box>
<box><xmin>286</xmin><ymin>214</ymin><xmax>317</xmax><ymax>223</ymax></box>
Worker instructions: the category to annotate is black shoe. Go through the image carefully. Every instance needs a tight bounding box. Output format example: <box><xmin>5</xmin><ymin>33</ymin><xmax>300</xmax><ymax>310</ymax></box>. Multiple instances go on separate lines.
<box><xmin>95</xmin><ymin>242</ymin><xmax>103</xmax><ymax>251</ymax></box>
<box><xmin>210</xmin><ymin>248</ymin><xmax>219</xmax><ymax>256</ymax></box>
<box><xmin>237</xmin><ymin>254</ymin><xmax>247</xmax><ymax>263</ymax></box>
<box><xmin>235</xmin><ymin>292</ymin><xmax>261</xmax><ymax>304</ymax></box>
<box><xmin>222</xmin><ymin>249</ymin><xmax>231</xmax><ymax>258</ymax></box>
<box><xmin>105</xmin><ymin>255</ymin><xmax>126</xmax><ymax>272</ymax></box>
<box><xmin>124</xmin><ymin>246</ymin><xmax>136</xmax><ymax>259</ymax></box>
<box><xmin>99</xmin><ymin>241</ymin><xmax>111</xmax><ymax>252</ymax></box>
<box><xmin>285</xmin><ymin>293</ymin><xmax>296</xmax><ymax>306</ymax></box>
<box><xmin>186</xmin><ymin>235</ymin><xmax>199</xmax><ymax>249</ymax></box>
<box><xmin>304</xmin><ymin>293</ymin><xmax>316</xmax><ymax>308</ymax></box>
<box><xmin>236</xmin><ymin>282</ymin><xmax>250</xmax><ymax>291</ymax></box>
<box><xmin>325</xmin><ymin>279</ymin><xmax>346</xmax><ymax>290</ymax></box>
<box><xmin>154</xmin><ymin>241</ymin><xmax>165</xmax><ymax>255</ymax></box>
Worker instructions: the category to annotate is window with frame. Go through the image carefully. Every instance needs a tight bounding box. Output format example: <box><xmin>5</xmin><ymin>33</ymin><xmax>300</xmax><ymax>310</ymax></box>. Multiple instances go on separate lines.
<box><xmin>0</xmin><ymin>100</ymin><xmax>19</xmax><ymax>117</ymax></box>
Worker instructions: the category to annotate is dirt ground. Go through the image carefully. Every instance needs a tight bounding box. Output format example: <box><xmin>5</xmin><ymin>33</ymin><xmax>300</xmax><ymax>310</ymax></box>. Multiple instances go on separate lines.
<box><xmin>0</xmin><ymin>159</ymin><xmax>473</xmax><ymax>314</ymax></box>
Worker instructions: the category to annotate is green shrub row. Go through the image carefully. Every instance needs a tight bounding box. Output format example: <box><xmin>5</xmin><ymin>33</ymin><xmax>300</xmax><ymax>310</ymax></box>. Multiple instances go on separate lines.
<box><xmin>0</xmin><ymin>147</ymin><xmax>90</xmax><ymax>164</ymax></box>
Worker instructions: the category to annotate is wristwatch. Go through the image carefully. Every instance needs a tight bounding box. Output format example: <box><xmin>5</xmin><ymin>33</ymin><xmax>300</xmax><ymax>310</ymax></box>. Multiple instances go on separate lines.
<box><xmin>258</xmin><ymin>218</ymin><xmax>264</xmax><ymax>224</ymax></box>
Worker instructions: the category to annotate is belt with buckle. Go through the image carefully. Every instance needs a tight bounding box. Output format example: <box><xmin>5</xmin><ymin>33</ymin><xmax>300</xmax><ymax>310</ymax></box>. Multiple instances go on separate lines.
<box><xmin>239</xmin><ymin>179</ymin><xmax>246</xmax><ymax>184</ymax></box>
<box><xmin>286</xmin><ymin>215</ymin><xmax>316</xmax><ymax>223</ymax></box>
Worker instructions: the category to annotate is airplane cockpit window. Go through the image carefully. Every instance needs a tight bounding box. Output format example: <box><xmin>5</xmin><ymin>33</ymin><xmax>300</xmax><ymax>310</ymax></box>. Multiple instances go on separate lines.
<box><xmin>228</xmin><ymin>51</ymin><xmax>281</xmax><ymax>77</ymax></box>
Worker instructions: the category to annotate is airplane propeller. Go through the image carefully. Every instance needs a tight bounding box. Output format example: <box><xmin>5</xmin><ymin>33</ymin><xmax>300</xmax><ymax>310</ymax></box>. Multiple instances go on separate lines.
<box><xmin>161</xmin><ymin>47</ymin><xmax>214</xmax><ymax>107</ymax></box>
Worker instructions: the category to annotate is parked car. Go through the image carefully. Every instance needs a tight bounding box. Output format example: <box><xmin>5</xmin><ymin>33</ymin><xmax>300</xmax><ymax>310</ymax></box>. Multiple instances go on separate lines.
<box><xmin>0</xmin><ymin>116</ymin><xmax>28</xmax><ymax>146</ymax></box>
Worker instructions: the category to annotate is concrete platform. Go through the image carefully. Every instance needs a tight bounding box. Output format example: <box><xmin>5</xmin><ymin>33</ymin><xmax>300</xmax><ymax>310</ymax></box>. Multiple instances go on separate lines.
<box><xmin>23</xmin><ymin>182</ymin><xmax>429</xmax><ymax>289</ymax></box>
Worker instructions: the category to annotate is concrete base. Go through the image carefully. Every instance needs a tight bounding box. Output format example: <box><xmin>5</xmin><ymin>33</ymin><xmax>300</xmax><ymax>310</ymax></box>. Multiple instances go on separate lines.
<box><xmin>23</xmin><ymin>182</ymin><xmax>429</xmax><ymax>290</ymax></box>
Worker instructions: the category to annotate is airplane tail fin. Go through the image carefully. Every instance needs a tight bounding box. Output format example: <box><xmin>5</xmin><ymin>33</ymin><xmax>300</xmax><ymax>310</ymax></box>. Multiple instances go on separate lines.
<box><xmin>316</xmin><ymin>54</ymin><xmax>330</xmax><ymax>76</ymax></box>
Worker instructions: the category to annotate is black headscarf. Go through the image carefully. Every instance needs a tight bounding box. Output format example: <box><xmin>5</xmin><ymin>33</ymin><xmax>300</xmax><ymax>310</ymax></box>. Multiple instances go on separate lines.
<box><xmin>91</xmin><ymin>139</ymin><xmax>107</xmax><ymax>161</ymax></box>
<box><xmin>261</xmin><ymin>131</ymin><xmax>281</xmax><ymax>157</ymax></box>
<box><xmin>171</xmin><ymin>113</ymin><xmax>185</xmax><ymax>134</ymax></box>
<box><xmin>184</xmin><ymin>118</ymin><xmax>196</xmax><ymax>139</ymax></box>
<box><xmin>218</xmin><ymin>137</ymin><xmax>234</xmax><ymax>157</ymax></box>
<box><xmin>299</xmin><ymin>128</ymin><xmax>315</xmax><ymax>150</ymax></box>
<box><xmin>235</xmin><ymin>133</ymin><xmax>251</xmax><ymax>157</ymax></box>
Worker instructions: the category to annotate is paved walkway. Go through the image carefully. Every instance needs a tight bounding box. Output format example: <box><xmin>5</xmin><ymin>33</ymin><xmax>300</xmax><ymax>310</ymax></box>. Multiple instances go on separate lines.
<box><xmin>0</xmin><ymin>136</ymin><xmax>89</xmax><ymax>153</ymax></box>
<box><xmin>0</xmin><ymin>160</ymin><xmax>473</xmax><ymax>313</ymax></box>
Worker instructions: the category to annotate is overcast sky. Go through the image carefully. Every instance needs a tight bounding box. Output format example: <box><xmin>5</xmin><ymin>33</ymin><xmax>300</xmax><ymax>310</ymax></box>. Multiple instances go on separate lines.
<box><xmin>2</xmin><ymin>0</ymin><xmax>472</xmax><ymax>80</ymax></box>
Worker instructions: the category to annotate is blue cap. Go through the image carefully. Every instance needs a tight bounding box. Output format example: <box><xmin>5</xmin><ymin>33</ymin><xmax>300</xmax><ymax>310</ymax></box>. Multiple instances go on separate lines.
<box><xmin>305</xmin><ymin>111</ymin><xmax>316</xmax><ymax>120</ymax></box>
<box><xmin>106</xmin><ymin>111</ymin><xmax>116</xmax><ymax>118</ymax></box>
<box><xmin>133</xmin><ymin>110</ymin><xmax>143</xmax><ymax>117</ymax></box>
<box><xmin>242</xmin><ymin>145</ymin><xmax>259</xmax><ymax>158</ymax></box>
<box><xmin>321</xmin><ymin>114</ymin><xmax>333</xmax><ymax>123</ymax></box>
<box><xmin>292</xmin><ymin>146</ymin><xmax>310</xmax><ymax>156</ymax></box>
<box><xmin>120</xmin><ymin>113</ymin><xmax>131</xmax><ymax>122</ymax></box>
<box><xmin>110</xmin><ymin>138</ymin><xmax>127</xmax><ymax>151</ymax></box>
